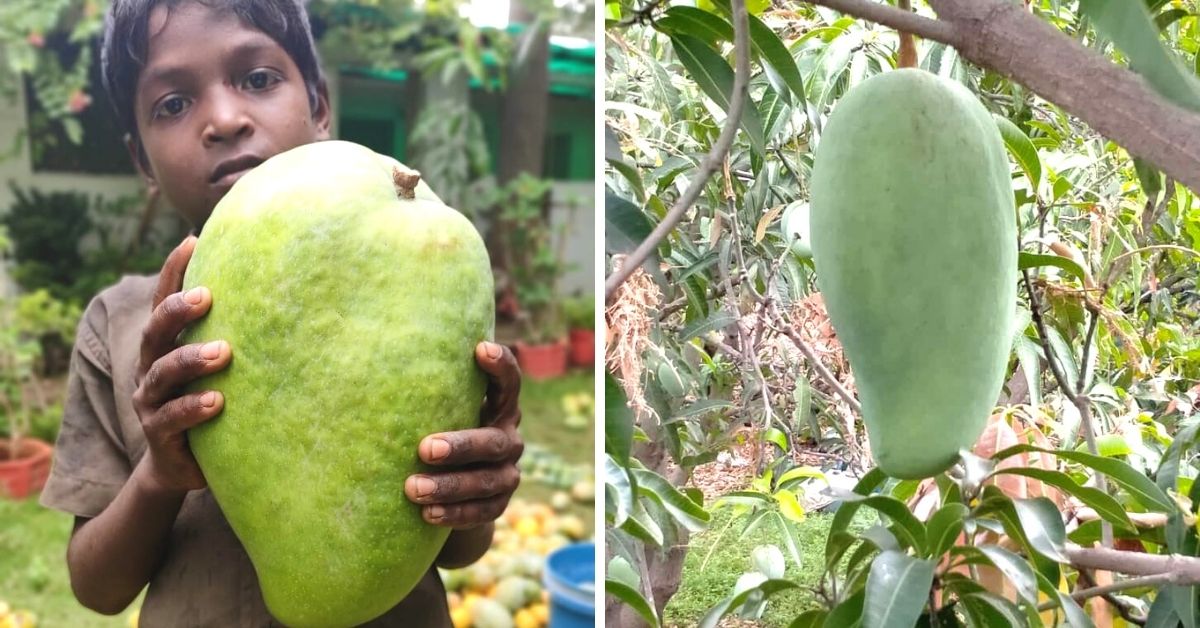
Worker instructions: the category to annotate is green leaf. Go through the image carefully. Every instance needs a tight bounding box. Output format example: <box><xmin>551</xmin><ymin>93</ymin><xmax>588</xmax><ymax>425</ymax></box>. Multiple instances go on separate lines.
<box><xmin>632</xmin><ymin>468</ymin><xmax>711</xmax><ymax>532</ymax></box>
<box><xmin>1155</xmin><ymin>8</ymin><xmax>1190</xmax><ymax>31</ymax></box>
<box><xmin>863</xmin><ymin>550</ymin><xmax>936</xmax><ymax>628</ymax></box>
<box><xmin>990</xmin><ymin>467</ymin><xmax>1136</xmax><ymax>530</ymax></box>
<box><xmin>789</xmin><ymin>610</ymin><xmax>829</xmax><ymax>628</ymax></box>
<box><xmin>1017</xmin><ymin>252</ymin><xmax>1087</xmax><ymax>282</ymax></box>
<box><xmin>670</xmin><ymin>34</ymin><xmax>768</xmax><ymax>157</ymax></box>
<box><xmin>772</xmin><ymin>512</ymin><xmax>804</xmax><ymax>568</ymax></box>
<box><xmin>605</xmin><ymin>187</ymin><xmax>658</xmax><ymax>278</ymax></box>
<box><xmin>777</xmin><ymin>466</ymin><xmax>825</xmax><ymax>489</ymax></box>
<box><xmin>1134</xmin><ymin>156</ymin><xmax>1164</xmax><ymax>197</ymax></box>
<box><xmin>699</xmin><ymin>579</ymin><xmax>801</xmax><ymax>628</ymax></box>
<box><xmin>775</xmin><ymin>488</ymin><xmax>806</xmax><ymax>523</ymax></box>
<box><xmin>679</xmin><ymin>309</ymin><xmax>738</xmax><ymax>341</ymax></box>
<box><xmin>607</xmin><ymin>157</ymin><xmax>646</xmax><ymax>203</ymax></box>
<box><xmin>1170</xmin><ymin>584</ymin><xmax>1198</xmax><ymax>628</ymax></box>
<box><xmin>1012</xmin><ymin>497</ymin><xmax>1070</xmax><ymax>563</ymax></box>
<box><xmin>61</xmin><ymin>117</ymin><xmax>83</xmax><ymax>145</ymax></box>
<box><xmin>605</xmin><ymin>455</ymin><xmax>635</xmax><ymax>526</ymax></box>
<box><xmin>605</xmin><ymin>373</ymin><xmax>633</xmax><ymax>465</ymax></box>
<box><xmin>764</xmin><ymin>427</ymin><xmax>789</xmax><ymax>453</ymax></box>
<box><xmin>826</xmin><ymin>468</ymin><xmax>888</xmax><ymax>561</ymax></box>
<box><xmin>1035</xmin><ymin>571</ymin><xmax>1095</xmax><ymax>628</ymax></box>
<box><xmin>959</xmin><ymin>592</ymin><xmax>1028</xmax><ymax>628</ymax></box>
<box><xmin>1078</xmin><ymin>0</ymin><xmax>1200</xmax><ymax>112</ymax></box>
<box><xmin>655</xmin><ymin>6</ymin><xmax>733</xmax><ymax>48</ymax></box>
<box><xmin>824</xmin><ymin>589</ymin><xmax>865</xmax><ymax>628</ymax></box>
<box><xmin>621</xmin><ymin>498</ymin><xmax>665</xmax><ymax>545</ymax></box>
<box><xmin>925</xmin><ymin>503</ymin><xmax>968</xmax><ymax>559</ymax></box>
<box><xmin>839</xmin><ymin>494</ymin><xmax>927</xmax><ymax>555</ymax></box>
<box><xmin>605</xmin><ymin>580</ymin><xmax>660</xmax><ymax>627</ymax></box>
<box><xmin>994</xmin><ymin>115</ymin><xmax>1041</xmax><ymax>191</ymax></box>
<box><xmin>746</xmin><ymin>13</ymin><xmax>807</xmax><ymax>108</ymax></box>
<box><xmin>1075</xmin><ymin>433</ymin><xmax>1134</xmax><ymax>457</ymax></box>
<box><xmin>994</xmin><ymin>445</ymin><xmax>1177</xmax><ymax>513</ymax></box>
<box><xmin>967</xmin><ymin>544</ymin><xmax>1039</xmax><ymax>606</ymax></box>
<box><xmin>673</xmin><ymin>398</ymin><xmax>736</xmax><ymax>419</ymax></box>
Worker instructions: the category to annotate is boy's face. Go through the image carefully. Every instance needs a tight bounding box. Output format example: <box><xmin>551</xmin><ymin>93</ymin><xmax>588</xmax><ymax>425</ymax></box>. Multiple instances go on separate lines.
<box><xmin>131</xmin><ymin>2</ymin><xmax>331</xmax><ymax>230</ymax></box>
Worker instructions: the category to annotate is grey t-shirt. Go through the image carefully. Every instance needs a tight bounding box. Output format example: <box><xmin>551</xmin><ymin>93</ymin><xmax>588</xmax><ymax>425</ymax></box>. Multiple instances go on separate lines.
<box><xmin>40</xmin><ymin>274</ymin><xmax>454</xmax><ymax>627</ymax></box>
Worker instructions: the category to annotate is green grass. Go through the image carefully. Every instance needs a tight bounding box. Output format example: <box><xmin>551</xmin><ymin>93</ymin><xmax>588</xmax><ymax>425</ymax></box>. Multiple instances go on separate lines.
<box><xmin>663</xmin><ymin>506</ymin><xmax>836</xmax><ymax>627</ymax></box>
<box><xmin>1</xmin><ymin>369</ymin><xmax>593</xmax><ymax>625</ymax></box>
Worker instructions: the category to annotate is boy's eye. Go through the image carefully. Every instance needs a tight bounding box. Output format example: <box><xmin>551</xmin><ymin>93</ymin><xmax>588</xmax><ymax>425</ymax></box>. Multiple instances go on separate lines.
<box><xmin>243</xmin><ymin>70</ymin><xmax>281</xmax><ymax>91</ymax></box>
<box><xmin>154</xmin><ymin>95</ymin><xmax>190</xmax><ymax>119</ymax></box>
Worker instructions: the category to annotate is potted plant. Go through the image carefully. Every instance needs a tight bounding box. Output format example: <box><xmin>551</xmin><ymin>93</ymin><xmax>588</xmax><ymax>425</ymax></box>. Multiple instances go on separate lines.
<box><xmin>0</xmin><ymin>230</ymin><xmax>76</xmax><ymax>499</ymax></box>
<box><xmin>563</xmin><ymin>294</ymin><xmax>594</xmax><ymax>367</ymax></box>
<box><xmin>495</xmin><ymin>174</ymin><xmax>571</xmax><ymax>379</ymax></box>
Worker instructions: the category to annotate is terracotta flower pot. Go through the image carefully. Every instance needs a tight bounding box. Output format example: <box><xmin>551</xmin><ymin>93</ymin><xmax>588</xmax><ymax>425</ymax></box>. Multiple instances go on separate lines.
<box><xmin>515</xmin><ymin>340</ymin><xmax>568</xmax><ymax>380</ymax></box>
<box><xmin>0</xmin><ymin>437</ymin><xmax>53</xmax><ymax>500</ymax></box>
<box><xmin>568</xmin><ymin>328</ymin><xmax>594</xmax><ymax>367</ymax></box>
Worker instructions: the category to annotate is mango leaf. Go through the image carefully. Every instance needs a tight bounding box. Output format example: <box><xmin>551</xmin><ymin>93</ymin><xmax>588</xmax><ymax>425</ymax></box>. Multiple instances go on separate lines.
<box><xmin>994</xmin><ymin>115</ymin><xmax>1042</xmax><ymax>191</ymax></box>
<box><xmin>1155</xmin><ymin>8</ymin><xmax>1190</xmax><ymax>31</ymax></box>
<box><xmin>772</xmin><ymin>512</ymin><xmax>805</xmax><ymax>568</ymax></box>
<box><xmin>775</xmin><ymin>488</ymin><xmax>806</xmax><ymax>524</ymax></box>
<box><xmin>824</xmin><ymin>589</ymin><xmax>865</xmax><ymax>627</ymax></box>
<box><xmin>789</xmin><ymin>610</ymin><xmax>828</xmax><ymax>628</ymax></box>
<box><xmin>925</xmin><ymin>503</ymin><xmax>968</xmax><ymax>559</ymax></box>
<box><xmin>1134</xmin><ymin>156</ymin><xmax>1164</xmax><ymax>197</ymax></box>
<box><xmin>837</xmin><ymin>494</ymin><xmax>927</xmax><ymax>555</ymax></box>
<box><xmin>746</xmin><ymin>13</ymin><xmax>807</xmax><ymax>107</ymax></box>
<box><xmin>605</xmin><ymin>187</ymin><xmax>660</xmax><ymax>279</ymax></box>
<box><xmin>699</xmin><ymin>579</ymin><xmax>801</xmax><ymax>628</ymax></box>
<box><xmin>631</xmin><ymin>468</ymin><xmax>711</xmax><ymax>532</ymax></box>
<box><xmin>1074</xmin><ymin>433</ymin><xmax>1134</xmax><ymax>457</ymax></box>
<box><xmin>1013</xmin><ymin>497</ymin><xmax>1070</xmax><ymax>563</ymax></box>
<box><xmin>1035</xmin><ymin>571</ymin><xmax>1095</xmax><ymax>628</ymax></box>
<box><xmin>994</xmin><ymin>444</ymin><xmax>1177</xmax><ymax>513</ymax></box>
<box><xmin>763</xmin><ymin>427</ymin><xmax>789</xmax><ymax>453</ymax></box>
<box><xmin>655</xmin><ymin>6</ymin><xmax>732</xmax><ymax>48</ymax></box>
<box><xmin>952</xmin><ymin>544</ymin><xmax>1038</xmax><ymax>606</ymax></box>
<box><xmin>673</xmin><ymin>399</ymin><xmax>736</xmax><ymax>419</ymax></box>
<box><xmin>1017</xmin><ymin>252</ymin><xmax>1087</xmax><ymax>282</ymax></box>
<box><xmin>1078</xmin><ymin>0</ymin><xmax>1200</xmax><ymax>112</ymax></box>
<box><xmin>990</xmin><ymin>467</ymin><xmax>1136</xmax><ymax>530</ymax></box>
<box><xmin>670</xmin><ymin>34</ymin><xmax>768</xmax><ymax>157</ymax></box>
<box><xmin>605</xmin><ymin>455</ymin><xmax>635</xmax><ymax>526</ymax></box>
<box><xmin>621</xmin><ymin>497</ymin><xmax>665</xmax><ymax>545</ymax></box>
<box><xmin>679</xmin><ymin>309</ymin><xmax>738</xmax><ymax>341</ymax></box>
<box><xmin>777</xmin><ymin>466</ymin><xmax>825</xmax><ymax>489</ymax></box>
<box><xmin>607</xmin><ymin>157</ymin><xmax>646</xmax><ymax>203</ymax></box>
<box><xmin>605</xmin><ymin>373</ymin><xmax>633</xmax><ymax>465</ymax></box>
<box><xmin>863</xmin><ymin>550</ymin><xmax>936</xmax><ymax>628</ymax></box>
<box><xmin>959</xmin><ymin>592</ymin><xmax>1027</xmax><ymax>628</ymax></box>
<box><xmin>605</xmin><ymin>580</ymin><xmax>660</xmax><ymax>627</ymax></box>
<box><xmin>826</xmin><ymin>468</ymin><xmax>888</xmax><ymax>560</ymax></box>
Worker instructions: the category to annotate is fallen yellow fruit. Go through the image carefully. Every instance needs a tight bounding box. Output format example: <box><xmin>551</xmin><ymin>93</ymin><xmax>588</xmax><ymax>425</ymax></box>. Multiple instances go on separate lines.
<box><xmin>450</xmin><ymin>606</ymin><xmax>472</xmax><ymax>628</ymax></box>
<box><xmin>514</xmin><ymin>607</ymin><xmax>538</xmax><ymax>628</ymax></box>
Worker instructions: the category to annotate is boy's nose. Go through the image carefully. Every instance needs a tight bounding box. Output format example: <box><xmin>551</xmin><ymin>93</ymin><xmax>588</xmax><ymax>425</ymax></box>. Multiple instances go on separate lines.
<box><xmin>202</xmin><ymin>91</ymin><xmax>254</xmax><ymax>145</ymax></box>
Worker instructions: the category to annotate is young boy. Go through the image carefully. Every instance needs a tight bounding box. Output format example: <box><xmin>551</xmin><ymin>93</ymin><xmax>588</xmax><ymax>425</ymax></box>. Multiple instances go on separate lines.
<box><xmin>38</xmin><ymin>1</ymin><xmax>525</xmax><ymax>625</ymax></box>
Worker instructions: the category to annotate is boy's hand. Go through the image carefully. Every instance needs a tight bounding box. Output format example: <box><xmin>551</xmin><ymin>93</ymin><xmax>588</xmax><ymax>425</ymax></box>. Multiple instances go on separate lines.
<box><xmin>405</xmin><ymin>342</ymin><xmax>523</xmax><ymax>529</ymax></box>
<box><xmin>131</xmin><ymin>236</ymin><xmax>232</xmax><ymax>495</ymax></box>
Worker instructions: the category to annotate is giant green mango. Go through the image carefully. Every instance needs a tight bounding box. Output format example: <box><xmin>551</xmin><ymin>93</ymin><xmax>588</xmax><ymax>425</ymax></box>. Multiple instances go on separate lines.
<box><xmin>809</xmin><ymin>69</ymin><xmax>1016</xmax><ymax>479</ymax></box>
<box><xmin>181</xmin><ymin>140</ymin><xmax>494</xmax><ymax>626</ymax></box>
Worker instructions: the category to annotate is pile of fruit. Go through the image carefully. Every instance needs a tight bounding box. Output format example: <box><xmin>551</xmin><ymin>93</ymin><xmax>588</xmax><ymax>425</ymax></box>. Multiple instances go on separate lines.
<box><xmin>0</xmin><ymin>601</ymin><xmax>36</xmax><ymax>628</ymax></box>
<box><xmin>520</xmin><ymin>443</ymin><xmax>595</xmax><ymax>502</ymax></box>
<box><xmin>441</xmin><ymin>499</ymin><xmax>590</xmax><ymax>628</ymax></box>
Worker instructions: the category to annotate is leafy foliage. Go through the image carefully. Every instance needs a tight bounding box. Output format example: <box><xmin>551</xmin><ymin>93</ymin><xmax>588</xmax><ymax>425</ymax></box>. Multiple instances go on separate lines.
<box><xmin>604</xmin><ymin>0</ymin><xmax>1200</xmax><ymax>625</ymax></box>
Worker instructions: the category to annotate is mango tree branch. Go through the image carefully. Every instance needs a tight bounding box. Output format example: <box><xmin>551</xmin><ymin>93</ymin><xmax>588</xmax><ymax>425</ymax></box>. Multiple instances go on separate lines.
<box><xmin>1035</xmin><ymin>574</ymin><xmax>1167</xmax><ymax>612</ymax></box>
<box><xmin>1064</xmin><ymin>545</ymin><xmax>1200</xmax><ymax>584</ymax></box>
<box><xmin>605</xmin><ymin>0</ymin><xmax>751</xmax><ymax>302</ymax></box>
<box><xmin>801</xmin><ymin>0</ymin><xmax>1200</xmax><ymax>193</ymax></box>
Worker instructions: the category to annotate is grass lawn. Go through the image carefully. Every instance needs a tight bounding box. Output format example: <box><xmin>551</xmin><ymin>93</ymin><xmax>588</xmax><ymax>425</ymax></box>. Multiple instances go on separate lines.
<box><xmin>0</xmin><ymin>368</ymin><xmax>593</xmax><ymax>626</ymax></box>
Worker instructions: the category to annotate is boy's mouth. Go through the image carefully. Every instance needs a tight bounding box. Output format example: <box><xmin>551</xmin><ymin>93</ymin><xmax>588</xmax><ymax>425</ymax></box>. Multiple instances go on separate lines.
<box><xmin>210</xmin><ymin>154</ymin><xmax>265</xmax><ymax>188</ymax></box>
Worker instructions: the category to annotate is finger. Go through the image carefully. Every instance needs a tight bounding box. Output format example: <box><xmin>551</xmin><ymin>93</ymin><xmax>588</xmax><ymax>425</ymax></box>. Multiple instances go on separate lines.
<box><xmin>418</xmin><ymin>427</ymin><xmax>522</xmax><ymax>467</ymax></box>
<box><xmin>135</xmin><ymin>341</ymin><xmax>230</xmax><ymax>410</ymax></box>
<box><xmin>144</xmin><ymin>390</ymin><xmax>224</xmax><ymax>438</ymax></box>
<box><xmin>405</xmin><ymin>465</ymin><xmax>520</xmax><ymax>505</ymax></box>
<box><xmin>422</xmin><ymin>495</ymin><xmax>510</xmax><ymax>528</ymax></box>
<box><xmin>474</xmin><ymin>342</ymin><xmax>520</xmax><ymax>428</ymax></box>
<box><xmin>152</xmin><ymin>236</ymin><xmax>197</xmax><ymax>310</ymax></box>
<box><xmin>138</xmin><ymin>288</ymin><xmax>213</xmax><ymax>377</ymax></box>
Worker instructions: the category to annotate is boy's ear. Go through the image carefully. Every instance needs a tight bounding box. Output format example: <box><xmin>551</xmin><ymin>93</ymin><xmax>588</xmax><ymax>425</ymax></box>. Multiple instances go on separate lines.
<box><xmin>124</xmin><ymin>134</ymin><xmax>159</xmax><ymax>195</ymax></box>
<box><xmin>314</xmin><ymin>78</ymin><xmax>332</xmax><ymax>140</ymax></box>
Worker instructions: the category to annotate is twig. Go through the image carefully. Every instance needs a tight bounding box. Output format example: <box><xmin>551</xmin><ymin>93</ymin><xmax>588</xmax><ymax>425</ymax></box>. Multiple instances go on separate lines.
<box><xmin>613</xmin><ymin>0</ymin><xmax>670</xmax><ymax>28</ymax></box>
<box><xmin>1104</xmin><ymin>244</ymin><xmax>1200</xmax><ymax>287</ymax></box>
<box><xmin>605</xmin><ymin>0</ymin><xmax>751</xmax><ymax>302</ymax></box>
<box><xmin>1036</xmin><ymin>573</ymin><xmax>1167</xmax><ymax>613</ymax></box>
<box><xmin>1077</xmin><ymin>306</ymin><xmax>1100</xmax><ymax>396</ymax></box>
<box><xmin>765</xmin><ymin>301</ymin><xmax>862</xmax><ymax>414</ymax></box>
<box><xmin>803</xmin><ymin>0</ymin><xmax>961</xmax><ymax>46</ymax></box>
<box><xmin>1065</xmin><ymin>544</ymin><xmax>1200</xmax><ymax>582</ymax></box>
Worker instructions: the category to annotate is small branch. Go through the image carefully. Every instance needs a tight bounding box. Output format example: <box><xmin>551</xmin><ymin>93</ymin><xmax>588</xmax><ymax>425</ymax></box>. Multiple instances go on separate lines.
<box><xmin>765</xmin><ymin>301</ymin><xmax>862</xmax><ymax>414</ymax></box>
<box><xmin>1036</xmin><ymin>573</ymin><xmax>1168</xmax><ymax>612</ymax></box>
<box><xmin>614</xmin><ymin>0</ymin><xmax>669</xmax><ymax>28</ymax></box>
<box><xmin>1104</xmin><ymin>244</ymin><xmax>1200</xmax><ymax>287</ymax></box>
<box><xmin>1065</xmin><ymin>544</ymin><xmax>1200</xmax><ymax>583</ymax></box>
<box><xmin>803</xmin><ymin>0</ymin><xmax>961</xmax><ymax>47</ymax></box>
<box><xmin>605</xmin><ymin>0</ymin><xmax>751</xmax><ymax>302</ymax></box>
<box><xmin>1022</xmin><ymin>269</ymin><xmax>1072</xmax><ymax>397</ymax></box>
<box><xmin>1077</xmin><ymin>306</ymin><xmax>1100</xmax><ymax>396</ymax></box>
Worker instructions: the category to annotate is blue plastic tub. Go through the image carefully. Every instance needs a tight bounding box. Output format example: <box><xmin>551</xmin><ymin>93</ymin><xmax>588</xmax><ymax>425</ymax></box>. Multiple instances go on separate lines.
<box><xmin>543</xmin><ymin>541</ymin><xmax>595</xmax><ymax>628</ymax></box>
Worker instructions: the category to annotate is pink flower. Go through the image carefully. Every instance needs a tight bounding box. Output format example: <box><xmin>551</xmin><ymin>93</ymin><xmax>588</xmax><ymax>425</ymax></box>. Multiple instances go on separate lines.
<box><xmin>68</xmin><ymin>90</ymin><xmax>92</xmax><ymax>114</ymax></box>
<box><xmin>27</xmin><ymin>32</ymin><xmax>44</xmax><ymax>48</ymax></box>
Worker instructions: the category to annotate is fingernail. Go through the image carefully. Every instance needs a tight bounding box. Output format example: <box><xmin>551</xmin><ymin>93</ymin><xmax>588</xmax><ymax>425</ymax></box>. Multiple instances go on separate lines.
<box><xmin>428</xmin><ymin>438</ymin><xmax>450</xmax><ymax>461</ymax></box>
<box><xmin>200</xmin><ymin>391</ymin><xmax>217</xmax><ymax>407</ymax></box>
<box><xmin>413</xmin><ymin>477</ymin><xmax>435</xmax><ymax>498</ymax></box>
<box><xmin>427</xmin><ymin>505</ymin><xmax>445</xmax><ymax>521</ymax></box>
<box><xmin>200</xmin><ymin>341</ymin><xmax>223</xmax><ymax>360</ymax></box>
<box><xmin>184</xmin><ymin>287</ymin><xmax>205</xmax><ymax>305</ymax></box>
<box><xmin>485</xmin><ymin>342</ymin><xmax>502</xmax><ymax>359</ymax></box>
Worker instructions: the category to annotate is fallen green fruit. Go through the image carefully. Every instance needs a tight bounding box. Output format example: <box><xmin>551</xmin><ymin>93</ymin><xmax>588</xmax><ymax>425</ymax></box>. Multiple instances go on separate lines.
<box><xmin>182</xmin><ymin>140</ymin><xmax>494</xmax><ymax>627</ymax></box>
<box><xmin>809</xmin><ymin>69</ymin><xmax>1016</xmax><ymax>479</ymax></box>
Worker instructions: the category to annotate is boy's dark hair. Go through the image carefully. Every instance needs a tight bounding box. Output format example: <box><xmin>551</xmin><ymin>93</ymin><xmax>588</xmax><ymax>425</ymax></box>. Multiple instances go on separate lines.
<box><xmin>100</xmin><ymin>0</ymin><xmax>323</xmax><ymax>149</ymax></box>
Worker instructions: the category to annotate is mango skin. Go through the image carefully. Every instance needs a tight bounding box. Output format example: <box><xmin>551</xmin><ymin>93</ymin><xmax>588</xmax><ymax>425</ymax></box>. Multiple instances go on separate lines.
<box><xmin>809</xmin><ymin>69</ymin><xmax>1016</xmax><ymax>479</ymax></box>
<box><xmin>181</xmin><ymin>140</ymin><xmax>495</xmax><ymax>627</ymax></box>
